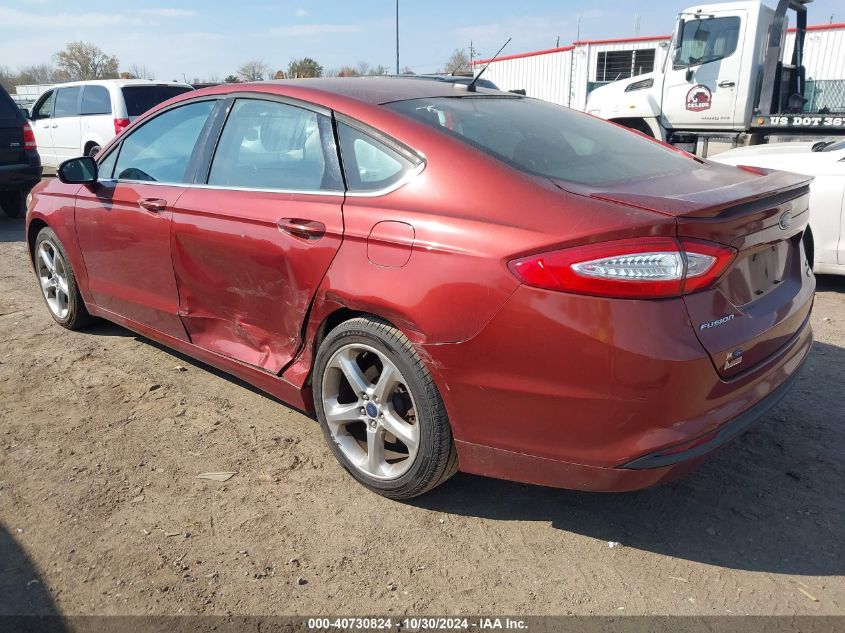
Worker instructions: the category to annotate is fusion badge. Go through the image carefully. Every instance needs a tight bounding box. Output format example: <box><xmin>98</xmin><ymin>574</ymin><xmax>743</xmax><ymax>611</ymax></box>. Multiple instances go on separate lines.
<box><xmin>700</xmin><ymin>314</ymin><xmax>735</xmax><ymax>330</ymax></box>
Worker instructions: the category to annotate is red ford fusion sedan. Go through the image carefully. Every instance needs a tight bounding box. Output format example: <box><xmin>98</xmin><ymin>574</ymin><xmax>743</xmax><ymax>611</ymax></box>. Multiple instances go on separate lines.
<box><xmin>26</xmin><ymin>78</ymin><xmax>814</xmax><ymax>499</ymax></box>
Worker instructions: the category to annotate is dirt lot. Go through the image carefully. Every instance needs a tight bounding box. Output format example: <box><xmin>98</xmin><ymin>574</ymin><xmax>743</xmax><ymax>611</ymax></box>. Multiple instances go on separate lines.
<box><xmin>1</xmin><ymin>209</ymin><xmax>844</xmax><ymax>618</ymax></box>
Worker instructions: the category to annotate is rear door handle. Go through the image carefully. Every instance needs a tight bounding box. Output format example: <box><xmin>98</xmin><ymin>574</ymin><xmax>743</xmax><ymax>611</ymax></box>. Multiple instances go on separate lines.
<box><xmin>718</xmin><ymin>80</ymin><xmax>736</xmax><ymax>88</ymax></box>
<box><xmin>139</xmin><ymin>198</ymin><xmax>167</xmax><ymax>213</ymax></box>
<box><xmin>277</xmin><ymin>217</ymin><xmax>326</xmax><ymax>241</ymax></box>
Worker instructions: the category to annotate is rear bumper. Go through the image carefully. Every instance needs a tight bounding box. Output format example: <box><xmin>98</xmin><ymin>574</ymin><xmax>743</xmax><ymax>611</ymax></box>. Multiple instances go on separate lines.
<box><xmin>423</xmin><ymin>284</ymin><xmax>813</xmax><ymax>492</ymax></box>
<box><xmin>621</xmin><ymin>364</ymin><xmax>801</xmax><ymax>469</ymax></box>
<box><xmin>0</xmin><ymin>156</ymin><xmax>42</xmax><ymax>190</ymax></box>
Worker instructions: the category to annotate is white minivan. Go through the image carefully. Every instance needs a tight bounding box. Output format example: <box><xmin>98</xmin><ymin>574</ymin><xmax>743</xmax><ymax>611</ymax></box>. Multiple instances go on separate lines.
<box><xmin>27</xmin><ymin>79</ymin><xmax>194</xmax><ymax>168</ymax></box>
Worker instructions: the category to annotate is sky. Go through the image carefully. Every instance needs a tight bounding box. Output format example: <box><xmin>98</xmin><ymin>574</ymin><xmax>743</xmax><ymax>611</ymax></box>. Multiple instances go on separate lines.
<box><xmin>0</xmin><ymin>0</ymin><xmax>841</xmax><ymax>81</ymax></box>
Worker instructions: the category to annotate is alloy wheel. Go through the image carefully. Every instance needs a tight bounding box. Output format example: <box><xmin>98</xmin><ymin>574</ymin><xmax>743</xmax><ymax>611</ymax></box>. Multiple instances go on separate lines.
<box><xmin>322</xmin><ymin>343</ymin><xmax>420</xmax><ymax>480</ymax></box>
<box><xmin>36</xmin><ymin>240</ymin><xmax>70</xmax><ymax>320</ymax></box>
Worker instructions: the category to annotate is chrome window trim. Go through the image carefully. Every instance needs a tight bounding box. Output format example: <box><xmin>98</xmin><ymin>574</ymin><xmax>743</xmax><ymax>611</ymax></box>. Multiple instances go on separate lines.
<box><xmin>97</xmin><ymin>159</ymin><xmax>425</xmax><ymax>198</ymax></box>
<box><xmin>98</xmin><ymin>91</ymin><xmax>428</xmax><ymax>198</ymax></box>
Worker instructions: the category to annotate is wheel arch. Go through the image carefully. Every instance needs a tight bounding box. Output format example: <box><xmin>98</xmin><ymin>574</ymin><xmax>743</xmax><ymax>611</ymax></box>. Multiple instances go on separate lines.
<box><xmin>302</xmin><ymin>306</ymin><xmax>408</xmax><ymax>388</ymax></box>
<box><xmin>27</xmin><ymin>217</ymin><xmax>49</xmax><ymax>264</ymax></box>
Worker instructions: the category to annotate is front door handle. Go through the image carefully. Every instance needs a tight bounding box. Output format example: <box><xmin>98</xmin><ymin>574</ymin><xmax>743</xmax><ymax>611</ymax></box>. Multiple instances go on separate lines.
<box><xmin>718</xmin><ymin>80</ymin><xmax>736</xmax><ymax>88</ymax></box>
<box><xmin>139</xmin><ymin>198</ymin><xmax>167</xmax><ymax>213</ymax></box>
<box><xmin>277</xmin><ymin>217</ymin><xmax>326</xmax><ymax>241</ymax></box>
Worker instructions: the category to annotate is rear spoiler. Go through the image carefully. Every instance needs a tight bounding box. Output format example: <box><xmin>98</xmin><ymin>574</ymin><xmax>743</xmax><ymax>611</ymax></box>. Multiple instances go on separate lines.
<box><xmin>556</xmin><ymin>167</ymin><xmax>813</xmax><ymax>218</ymax></box>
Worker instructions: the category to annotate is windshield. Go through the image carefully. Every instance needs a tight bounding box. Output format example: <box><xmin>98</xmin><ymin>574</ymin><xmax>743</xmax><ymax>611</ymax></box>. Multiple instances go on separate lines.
<box><xmin>386</xmin><ymin>96</ymin><xmax>696</xmax><ymax>186</ymax></box>
<box><xmin>121</xmin><ymin>85</ymin><xmax>193</xmax><ymax>117</ymax></box>
<box><xmin>674</xmin><ymin>16</ymin><xmax>740</xmax><ymax>67</ymax></box>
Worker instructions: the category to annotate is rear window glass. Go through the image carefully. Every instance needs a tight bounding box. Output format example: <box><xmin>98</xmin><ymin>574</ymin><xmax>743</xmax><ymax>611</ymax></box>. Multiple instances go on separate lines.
<box><xmin>121</xmin><ymin>86</ymin><xmax>193</xmax><ymax>117</ymax></box>
<box><xmin>386</xmin><ymin>96</ymin><xmax>695</xmax><ymax>186</ymax></box>
<box><xmin>0</xmin><ymin>90</ymin><xmax>19</xmax><ymax>120</ymax></box>
<box><xmin>81</xmin><ymin>86</ymin><xmax>112</xmax><ymax>115</ymax></box>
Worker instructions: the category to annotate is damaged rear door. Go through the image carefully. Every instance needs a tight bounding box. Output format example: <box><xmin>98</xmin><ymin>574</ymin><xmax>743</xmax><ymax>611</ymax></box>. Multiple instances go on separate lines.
<box><xmin>171</xmin><ymin>96</ymin><xmax>345</xmax><ymax>373</ymax></box>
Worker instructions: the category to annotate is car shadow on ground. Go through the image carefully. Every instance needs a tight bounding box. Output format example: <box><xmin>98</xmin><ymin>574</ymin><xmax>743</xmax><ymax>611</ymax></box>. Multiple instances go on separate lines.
<box><xmin>0</xmin><ymin>524</ymin><xmax>67</xmax><ymax>629</ymax></box>
<box><xmin>413</xmin><ymin>340</ymin><xmax>845</xmax><ymax>577</ymax></box>
<box><xmin>816</xmin><ymin>273</ymin><xmax>845</xmax><ymax>293</ymax></box>
<box><xmin>92</xmin><ymin>327</ymin><xmax>316</xmax><ymax>419</ymax></box>
<box><xmin>0</xmin><ymin>216</ymin><xmax>24</xmax><ymax>243</ymax></box>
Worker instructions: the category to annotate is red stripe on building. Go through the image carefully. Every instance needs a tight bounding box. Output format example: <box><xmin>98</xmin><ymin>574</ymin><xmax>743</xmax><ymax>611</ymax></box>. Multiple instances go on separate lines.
<box><xmin>472</xmin><ymin>45</ymin><xmax>575</xmax><ymax>66</ymax></box>
<box><xmin>471</xmin><ymin>22</ymin><xmax>844</xmax><ymax>66</ymax></box>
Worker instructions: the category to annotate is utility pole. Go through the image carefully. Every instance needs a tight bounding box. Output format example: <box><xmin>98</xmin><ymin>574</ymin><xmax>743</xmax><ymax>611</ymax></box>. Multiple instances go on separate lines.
<box><xmin>395</xmin><ymin>0</ymin><xmax>400</xmax><ymax>74</ymax></box>
<box><xmin>469</xmin><ymin>40</ymin><xmax>477</xmax><ymax>67</ymax></box>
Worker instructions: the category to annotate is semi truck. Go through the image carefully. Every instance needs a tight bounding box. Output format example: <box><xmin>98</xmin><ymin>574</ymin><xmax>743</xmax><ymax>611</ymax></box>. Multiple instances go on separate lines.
<box><xmin>584</xmin><ymin>0</ymin><xmax>845</xmax><ymax>154</ymax></box>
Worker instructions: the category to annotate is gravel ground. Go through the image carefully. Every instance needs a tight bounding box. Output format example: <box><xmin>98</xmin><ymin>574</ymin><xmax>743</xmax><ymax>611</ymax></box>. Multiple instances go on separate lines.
<box><xmin>0</xmin><ymin>209</ymin><xmax>843</xmax><ymax>618</ymax></box>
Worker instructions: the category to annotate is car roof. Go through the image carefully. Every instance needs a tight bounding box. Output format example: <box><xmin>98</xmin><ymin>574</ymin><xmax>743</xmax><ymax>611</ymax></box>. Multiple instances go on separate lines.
<box><xmin>254</xmin><ymin>76</ymin><xmax>502</xmax><ymax>105</ymax></box>
<box><xmin>46</xmin><ymin>79</ymin><xmax>193</xmax><ymax>90</ymax></box>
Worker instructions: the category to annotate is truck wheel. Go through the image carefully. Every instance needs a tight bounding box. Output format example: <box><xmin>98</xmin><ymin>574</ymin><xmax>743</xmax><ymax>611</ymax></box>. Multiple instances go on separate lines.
<box><xmin>313</xmin><ymin>316</ymin><xmax>458</xmax><ymax>499</ymax></box>
<box><xmin>34</xmin><ymin>227</ymin><xmax>92</xmax><ymax>330</ymax></box>
<box><xmin>0</xmin><ymin>190</ymin><xmax>26</xmax><ymax>218</ymax></box>
<box><xmin>612</xmin><ymin>118</ymin><xmax>655</xmax><ymax>138</ymax></box>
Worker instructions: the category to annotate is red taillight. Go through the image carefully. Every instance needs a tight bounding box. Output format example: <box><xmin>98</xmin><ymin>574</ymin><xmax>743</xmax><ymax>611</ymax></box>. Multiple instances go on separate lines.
<box><xmin>508</xmin><ymin>237</ymin><xmax>736</xmax><ymax>299</ymax></box>
<box><xmin>22</xmin><ymin>121</ymin><xmax>36</xmax><ymax>150</ymax></box>
<box><xmin>114</xmin><ymin>118</ymin><xmax>131</xmax><ymax>135</ymax></box>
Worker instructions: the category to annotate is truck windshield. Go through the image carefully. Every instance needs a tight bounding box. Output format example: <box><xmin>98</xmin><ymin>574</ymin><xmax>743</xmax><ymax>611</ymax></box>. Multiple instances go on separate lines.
<box><xmin>674</xmin><ymin>16</ymin><xmax>740</xmax><ymax>68</ymax></box>
<box><xmin>386</xmin><ymin>96</ymin><xmax>695</xmax><ymax>186</ymax></box>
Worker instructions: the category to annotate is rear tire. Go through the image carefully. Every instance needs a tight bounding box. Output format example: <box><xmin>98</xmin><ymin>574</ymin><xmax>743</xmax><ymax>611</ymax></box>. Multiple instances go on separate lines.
<box><xmin>313</xmin><ymin>316</ymin><xmax>458</xmax><ymax>499</ymax></box>
<box><xmin>33</xmin><ymin>227</ymin><xmax>92</xmax><ymax>330</ymax></box>
<box><xmin>87</xmin><ymin>144</ymin><xmax>101</xmax><ymax>158</ymax></box>
<box><xmin>803</xmin><ymin>227</ymin><xmax>814</xmax><ymax>270</ymax></box>
<box><xmin>0</xmin><ymin>190</ymin><xmax>26</xmax><ymax>218</ymax></box>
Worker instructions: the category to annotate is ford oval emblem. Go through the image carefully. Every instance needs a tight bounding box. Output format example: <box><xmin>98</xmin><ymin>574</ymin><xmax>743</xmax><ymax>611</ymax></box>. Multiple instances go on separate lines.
<box><xmin>778</xmin><ymin>211</ymin><xmax>792</xmax><ymax>230</ymax></box>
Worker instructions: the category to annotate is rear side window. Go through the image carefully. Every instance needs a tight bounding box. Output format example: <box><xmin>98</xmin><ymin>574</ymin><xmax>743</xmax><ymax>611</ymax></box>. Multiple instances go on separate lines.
<box><xmin>121</xmin><ymin>86</ymin><xmax>193</xmax><ymax>117</ymax></box>
<box><xmin>81</xmin><ymin>86</ymin><xmax>112</xmax><ymax>115</ymax></box>
<box><xmin>208</xmin><ymin>99</ymin><xmax>342</xmax><ymax>192</ymax></box>
<box><xmin>386</xmin><ymin>96</ymin><xmax>695</xmax><ymax>186</ymax></box>
<box><xmin>337</xmin><ymin>123</ymin><xmax>419</xmax><ymax>192</ymax></box>
<box><xmin>0</xmin><ymin>87</ymin><xmax>19</xmax><ymax>120</ymax></box>
<box><xmin>54</xmin><ymin>87</ymin><xmax>82</xmax><ymax>118</ymax></box>
<box><xmin>113</xmin><ymin>100</ymin><xmax>214</xmax><ymax>183</ymax></box>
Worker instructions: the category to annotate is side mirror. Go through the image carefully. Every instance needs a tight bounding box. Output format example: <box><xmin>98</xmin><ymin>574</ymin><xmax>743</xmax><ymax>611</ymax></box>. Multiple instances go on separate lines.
<box><xmin>19</xmin><ymin>107</ymin><xmax>30</xmax><ymax>119</ymax></box>
<box><xmin>57</xmin><ymin>156</ymin><xmax>98</xmax><ymax>185</ymax></box>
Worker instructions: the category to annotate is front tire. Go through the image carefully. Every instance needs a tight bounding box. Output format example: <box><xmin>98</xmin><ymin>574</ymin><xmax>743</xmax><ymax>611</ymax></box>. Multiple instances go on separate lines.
<box><xmin>313</xmin><ymin>317</ymin><xmax>457</xmax><ymax>499</ymax></box>
<box><xmin>87</xmin><ymin>144</ymin><xmax>101</xmax><ymax>158</ymax></box>
<box><xmin>0</xmin><ymin>190</ymin><xmax>26</xmax><ymax>218</ymax></box>
<box><xmin>34</xmin><ymin>227</ymin><xmax>92</xmax><ymax>330</ymax></box>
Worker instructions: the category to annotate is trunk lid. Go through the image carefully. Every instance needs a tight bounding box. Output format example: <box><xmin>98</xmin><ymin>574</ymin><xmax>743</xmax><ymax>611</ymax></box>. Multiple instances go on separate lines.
<box><xmin>554</xmin><ymin>163</ymin><xmax>814</xmax><ymax>379</ymax></box>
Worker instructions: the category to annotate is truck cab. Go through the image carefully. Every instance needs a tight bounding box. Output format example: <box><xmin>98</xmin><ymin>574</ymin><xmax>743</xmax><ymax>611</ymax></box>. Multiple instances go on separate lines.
<box><xmin>586</xmin><ymin>0</ymin><xmax>838</xmax><ymax>149</ymax></box>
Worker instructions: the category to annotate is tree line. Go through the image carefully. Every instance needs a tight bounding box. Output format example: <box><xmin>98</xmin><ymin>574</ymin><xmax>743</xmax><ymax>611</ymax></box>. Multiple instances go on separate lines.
<box><xmin>1</xmin><ymin>41</ymin><xmax>476</xmax><ymax>92</ymax></box>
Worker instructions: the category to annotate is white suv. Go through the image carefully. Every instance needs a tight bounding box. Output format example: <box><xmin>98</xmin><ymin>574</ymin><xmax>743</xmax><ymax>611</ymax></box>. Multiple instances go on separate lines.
<box><xmin>27</xmin><ymin>79</ymin><xmax>194</xmax><ymax>168</ymax></box>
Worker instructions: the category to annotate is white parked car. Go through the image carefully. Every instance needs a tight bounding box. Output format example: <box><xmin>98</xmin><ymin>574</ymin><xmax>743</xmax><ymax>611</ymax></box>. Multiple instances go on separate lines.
<box><xmin>27</xmin><ymin>79</ymin><xmax>194</xmax><ymax>168</ymax></box>
<box><xmin>713</xmin><ymin>140</ymin><xmax>845</xmax><ymax>276</ymax></box>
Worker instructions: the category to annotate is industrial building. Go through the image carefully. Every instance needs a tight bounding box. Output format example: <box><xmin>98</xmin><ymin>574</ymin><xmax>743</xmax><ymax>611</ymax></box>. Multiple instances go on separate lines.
<box><xmin>473</xmin><ymin>22</ymin><xmax>845</xmax><ymax>111</ymax></box>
